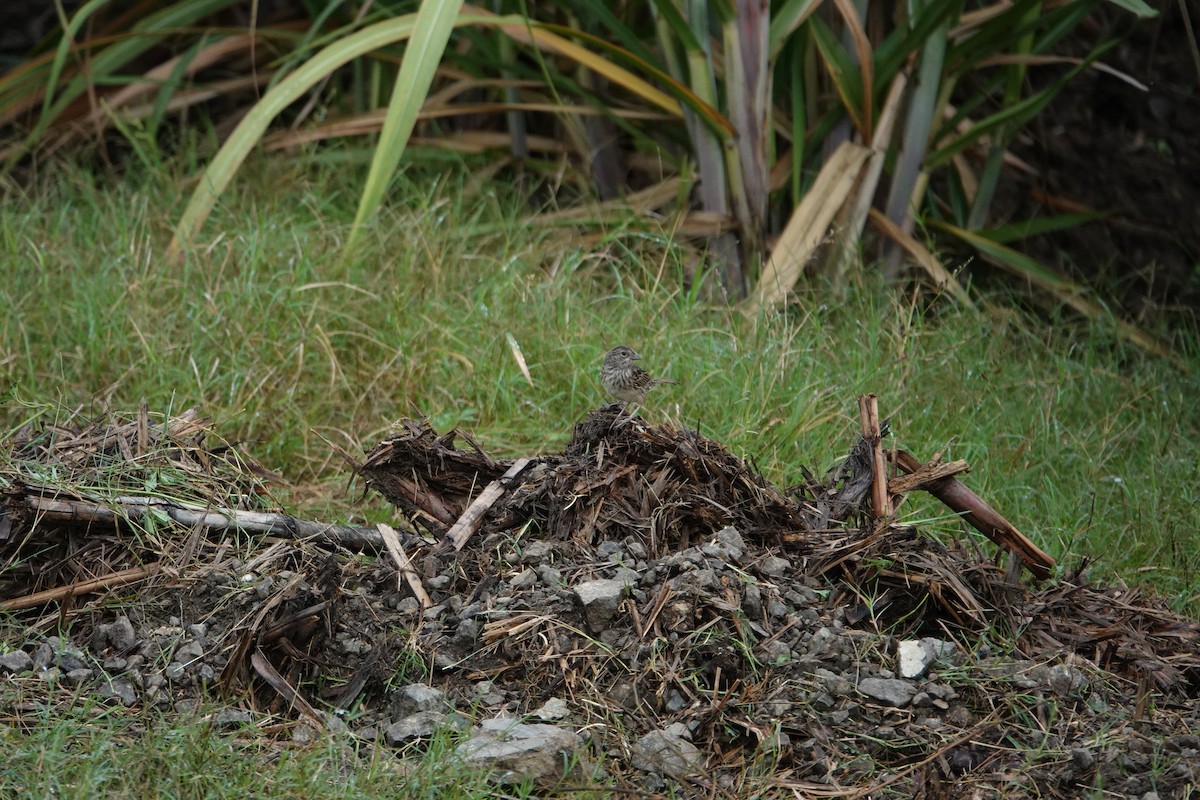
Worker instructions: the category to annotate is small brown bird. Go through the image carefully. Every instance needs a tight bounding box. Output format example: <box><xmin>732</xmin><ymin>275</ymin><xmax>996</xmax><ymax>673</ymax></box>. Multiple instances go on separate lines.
<box><xmin>600</xmin><ymin>345</ymin><xmax>677</xmax><ymax>405</ymax></box>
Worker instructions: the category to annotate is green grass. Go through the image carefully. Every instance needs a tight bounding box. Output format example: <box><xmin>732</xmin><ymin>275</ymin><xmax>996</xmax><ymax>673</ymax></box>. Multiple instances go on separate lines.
<box><xmin>0</xmin><ymin>152</ymin><xmax>1197</xmax><ymax>796</ymax></box>
<box><xmin>0</xmin><ymin>694</ymin><xmax>546</xmax><ymax>799</ymax></box>
<box><xmin>2</xmin><ymin>156</ymin><xmax>1196</xmax><ymax>611</ymax></box>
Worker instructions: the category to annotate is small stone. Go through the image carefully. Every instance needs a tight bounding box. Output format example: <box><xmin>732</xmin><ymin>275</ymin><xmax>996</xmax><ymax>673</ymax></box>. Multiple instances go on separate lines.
<box><xmin>103</xmin><ymin>656</ymin><xmax>128</xmax><ymax>672</ymax></box>
<box><xmin>1046</xmin><ymin>664</ymin><xmax>1087</xmax><ymax>696</ymax></box>
<box><xmin>109</xmin><ymin>616</ymin><xmax>137</xmax><ymax>651</ymax></box>
<box><xmin>898</xmin><ymin>640</ymin><xmax>934</xmax><ymax>678</ymax></box>
<box><xmin>291</xmin><ymin>724</ymin><xmax>316</xmax><ymax>746</ymax></box>
<box><xmin>456</xmin><ymin>718</ymin><xmax>582</xmax><ymax>783</ymax></box>
<box><xmin>1070</xmin><ymin>747</ymin><xmax>1095</xmax><ymax>771</ymax></box>
<box><xmin>508</xmin><ymin>569</ymin><xmax>538</xmax><ymax>590</ymax></box>
<box><xmin>714</xmin><ymin>526</ymin><xmax>745</xmax><ymax>554</ymax></box>
<box><xmin>186</xmin><ymin>623</ymin><xmax>208</xmax><ymax>641</ymax></box>
<box><xmin>32</xmin><ymin>642</ymin><xmax>54</xmax><ymax>670</ymax></box>
<box><xmin>0</xmin><ymin>650</ymin><xmax>33</xmax><ymax>674</ymax></box>
<box><xmin>392</xmin><ymin>683</ymin><xmax>447</xmax><ymax>717</ymax></box>
<box><xmin>533</xmin><ymin>697</ymin><xmax>570</xmax><ymax>720</ymax></box>
<box><xmin>427</xmin><ymin>576</ymin><xmax>451</xmax><ymax>590</ymax></box>
<box><xmin>759</xmin><ymin>556</ymin><xmax>790</xmax><ymax>577</ymax></box>
<box><xmin>63</xmin><ymin>668</ymin><xmax>94</xmax><ymax>687</ymax></box>
<box><xmin>574</xmin><ymin>577</ymin><xmax>630</xmax><ymax>631</ymax></box>
<box><xmin>742</xmin><ymin>585</ymin><xmax>762</xmax><ymax>618</ymax></box>
<box><xmin>214</xmin><ymin>709</ymin><xmax>252</xmax><ymax>728</ymax></box>
<box><xmin>100</xmin><ymin>678</ymin><xmax>137</xmax><ymax>706</ymax></box>
<box><xmin>536</xmin><ymin>565</ymin><xmax>562</xmax><ymax>586</ymax></box>
<box><xmin>632</xmin><ymin>725</ymin><xmax>703</xmax><ymax>777</ymax></box>
<box><xmin>174</xmin><ymin>641</ymin><xmax>204</xmax><ymax>663</ymax></box>
<box><xmin>521</xmin><ymin>540</ymin><xmax>553</xmax><ymax>564</ymax></box>
<box><xmin>166</xmin><ymin>662</ymin><xmax>186</xmax><ymax>681</ymax></box>
<box><xmin>384</xmin><ymin>711</ymin><xmax>449</xmax><ymax>744</ymax></box>
<box><xmin>858</xmin><ymin>677</ymin><xmax>917</xmax><ymax>708</ymax></box>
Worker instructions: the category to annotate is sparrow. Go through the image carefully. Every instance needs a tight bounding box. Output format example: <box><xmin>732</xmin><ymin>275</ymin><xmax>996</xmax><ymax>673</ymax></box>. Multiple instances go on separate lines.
<box><xmin>600</xmin><ymin>345</ymin><xmax>677</xmax><ymax>405</ymax></box>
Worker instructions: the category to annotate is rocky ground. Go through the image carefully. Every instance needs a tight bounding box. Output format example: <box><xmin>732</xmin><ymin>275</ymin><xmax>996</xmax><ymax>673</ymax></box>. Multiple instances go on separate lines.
<box><xmin>2</xmin><ymin>407</ymin><xmax>1198</xmax><ymax>798</ymax></box>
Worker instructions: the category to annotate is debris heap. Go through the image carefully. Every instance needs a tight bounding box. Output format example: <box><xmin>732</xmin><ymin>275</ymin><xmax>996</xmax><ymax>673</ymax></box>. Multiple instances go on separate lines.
<box><xmin>1</xmin><ymin>405</ymin><xmax>1198</xmax><ymax>798</ymax></box>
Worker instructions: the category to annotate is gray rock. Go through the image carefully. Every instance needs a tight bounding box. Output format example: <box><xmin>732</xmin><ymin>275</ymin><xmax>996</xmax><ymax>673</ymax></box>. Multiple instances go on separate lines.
<box><xmin>521</xmin><ymin>540</ymin><xmax>554</xmax><ymax>564</ymax></box>
<box><xmin>1070</xmin><ymin>747</ymin><xmax>1095</xmax><ymax>771</ymax></box>
<box><xmin>742</xmin><ymin>585</ymin><xmax>762</xmax><ymax>618</ymax></box>
<box><xmin>858</xmin><ymin>677</ymin><xmax>917</xmax><ymax>708</ymax></box>
<box><xmin>715</xmin><ymin>526</ymin><xmax>745</xmax><ymax>555</ymax></box>
<box><xmin>574</xmin><ymin>577</ymin><xmax>630</xmax><ymax>631</ymax></box>
<box><xmin>0</xmin><ymin>649</ymin><xmax>33</xmax><ymax>674</ymax></box>
<box><xmin>63</xmin><ymin>668</ymin><xmax>94</xmax><ymax>687</ymax></box>
<box><xmin>291</xmin><ymin>724</ymin><xmax>316</xmax><ymax>746</ymax></box>
<box><xmin>632</xmin><ymin>724</ymin><xmax>703</xmax><ymax>777</ymax></box>
<box><xmin>166</xmin><ymin>662</ymin><xmax>186</xmax><ymax>681</ymax></box>
<box><xmin>536</xmin><ymin>565</ymin><xmax>562</xmax><ymax>586</ymax></box>
<box><xmin>897</xmin><ymin>640</ymin><xmax>934</xmax><ymax>678</ymax></box>
<box><xmin>533</xmin><ymin>697</ymin><xmax>570</xmax><ymax>721</ymax></box>
<box><xmin>759</xmin><ymin>556</ymin><xmax>790</xmax><ymax>577</ymax></box>
<box><xmin>393</xmin><ymin>683</ymin><xmax>447</xmax><ymax>717</ymax></box>
<box><xmin>456</xmin><ymin>717</ymin><xmax>582</xmax><ymax>783</ymax></box>
<box><xmin>1046</xmin><ymin>664</ymin><xmax>1088</xmax><ymax>696</ymax></box>
<box><xmin>508</xmin><ymin>568</ymin><xmax>538</xmax><ymax>590</ymax></box>
<box><xmin>99</xmin><ymin>678</ymin><xmax>137</xmax><ymax>706</ymax></box>
<box><xmin>214</xmin><ymin>708</ymin><xmax>252</xmax><ymax>728</ymax></box>
<box><xmin>452</xmin><ymin>618</ymin><xmax>482</xmax><ymax>649</ymax></box>
<box><xmin>385</xmin><ymin>711</ymin><xmax>451</xmax><ymax>744</ymax></box>
<box><xmin>186</xmin><ymin>623</ymin><xmax>208</xmax><ymax>642</ymax></box>
<box><xmin>109</xmin><ymin>616</ymin><xmax>137</xmax><ymax>651</ymax></box>
<box><xmin>32</xmin><ymin>641</ymin><xmax>54</xmax><ymax>670</ymax></box>
<box><xmin>174</xmin><ymin>641</ymin><xmax>204</xmax><ymax>663</ymax></box>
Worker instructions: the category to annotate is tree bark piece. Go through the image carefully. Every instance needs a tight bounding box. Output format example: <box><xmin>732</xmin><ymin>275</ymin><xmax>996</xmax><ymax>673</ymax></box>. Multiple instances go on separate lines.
<box><xmin>3</xmin><ymin>487</ymin><xmax>383</xmax><ymax>552</ymax></box>
<box><xmin>890</xmin><ymin>449</ymin><xmax>1055</xmax><ymax>580</ymax></box>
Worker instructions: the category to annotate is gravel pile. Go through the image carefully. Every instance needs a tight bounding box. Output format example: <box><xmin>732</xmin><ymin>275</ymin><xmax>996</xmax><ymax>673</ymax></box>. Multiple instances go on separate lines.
<box><xmin>2</xmin><ymin>406</ymin><xmax>1198</xmax><ymax>798</ymax></box>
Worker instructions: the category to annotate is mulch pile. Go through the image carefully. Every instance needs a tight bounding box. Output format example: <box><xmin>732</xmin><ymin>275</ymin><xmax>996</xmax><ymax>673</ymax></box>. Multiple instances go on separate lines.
<box><xmin>1</xmin><ymin>404</ymin><xmax>1198</xmax><ymax>798</ymax></box>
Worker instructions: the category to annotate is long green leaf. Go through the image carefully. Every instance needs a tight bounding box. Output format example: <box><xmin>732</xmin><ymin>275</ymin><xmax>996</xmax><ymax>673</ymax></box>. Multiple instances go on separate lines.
<box><xmin>349</xmin><ymin>0</ymin><xmax>464</xmax><ymax>250</ymax></box>
<box><xmin>171</xmin><ymin>14</ymin><xmax>422</xmax><ymax>254</ymax></box>
<box><xmin>977</xmin><ymin>213</ymin><xmax>1103</xmax><ymax>245</ymax></box>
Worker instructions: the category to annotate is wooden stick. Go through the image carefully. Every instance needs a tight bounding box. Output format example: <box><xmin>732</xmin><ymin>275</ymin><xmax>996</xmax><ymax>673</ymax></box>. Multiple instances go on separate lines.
<box><xmin>7</xmin><ymin>491</ymin><xmax>383</xmax><ymax>552</ymax></box>
<box><xmin>250</xmin><ymin>649</ymin><xmax>324</xmax><ymax>729</ymax></box>
<box><xmin>444</xmin><ymin>457</ymin><xmax>532</xmax><ymax>551</ymax></box>
<box><xmin>891</xmin><ymin>449</ymin><xmax>1055</xmax><ymax>580</ymax></box>
<box><xmin>0</xmin><ymin>562</ymin><xmax>161</xmax><ymax>611</ymax></box>
<box><xmin>377</xmin><ymin>523</ymin><xmax>431</xmax><ymax>608</ymax></box>
<box><xmin>858</xmin><ymin>394</ymin><xmax>892</xmax><ymax>519</ymax></box>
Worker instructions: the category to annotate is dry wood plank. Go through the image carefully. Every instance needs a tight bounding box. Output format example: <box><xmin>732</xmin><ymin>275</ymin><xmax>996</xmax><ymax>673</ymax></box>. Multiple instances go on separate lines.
<box><xmin>377</xmin><ymin>522</ymin><xmax>431</xmax><ymax>608</ymax></box>
<box><xmin>444</xmin><ymin>457</ymin><xmax>532</xmax><ymax>551</ymax></box>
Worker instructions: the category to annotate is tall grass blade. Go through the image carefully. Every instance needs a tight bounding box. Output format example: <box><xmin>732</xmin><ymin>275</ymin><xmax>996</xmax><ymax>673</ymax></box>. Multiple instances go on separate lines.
<box><xmin>348</xmin><ymin>0</ymin><xmax>464</xmax><ymax>250</ymax></box>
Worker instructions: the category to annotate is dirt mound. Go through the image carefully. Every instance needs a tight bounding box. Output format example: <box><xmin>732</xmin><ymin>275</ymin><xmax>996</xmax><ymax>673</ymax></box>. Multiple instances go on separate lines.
<box><xmin>2</xmin><ymin>406</ymin><xmax>1198</xmax><ymax>797</ymax></box>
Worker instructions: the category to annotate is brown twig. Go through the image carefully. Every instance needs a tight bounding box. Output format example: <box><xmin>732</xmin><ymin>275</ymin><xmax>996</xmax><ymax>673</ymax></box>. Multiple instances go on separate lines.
<box><xmin>857</xmin><ymin>394</ymin><xmax>892</xmax><ymax>520</ymax></box>
<box><xmin>890</xmin><ymin>449</ymin><xmax>1055</xmax><ymax>580</ymax></box>
<box><xmin>0</xmin><ymin>562</ymin><xmax>161</xmax><ymax>611</ymax></box>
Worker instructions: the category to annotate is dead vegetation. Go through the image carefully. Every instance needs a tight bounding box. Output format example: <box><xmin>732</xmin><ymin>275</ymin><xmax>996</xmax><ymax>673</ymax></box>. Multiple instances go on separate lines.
<box><xmin>1</xmin><ymin>404</ymin><xmax>1198</xmax><ymax>797</ymax></box>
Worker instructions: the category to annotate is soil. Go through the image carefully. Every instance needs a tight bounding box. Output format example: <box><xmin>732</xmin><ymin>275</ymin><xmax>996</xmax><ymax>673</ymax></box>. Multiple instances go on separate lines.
<box><xmin>2</xmin><ymin>407</ymin><xmax>1198</xmax><ymax>798</ymax></box>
